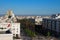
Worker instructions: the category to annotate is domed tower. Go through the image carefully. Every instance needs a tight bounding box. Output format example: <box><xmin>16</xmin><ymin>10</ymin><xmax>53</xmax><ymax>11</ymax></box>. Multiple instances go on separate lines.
<box><xmin>5</xmin><ymin>10</ymin><xmax>17</xmax><ymax>23</ymax></box>
<box><xmin>6</xmin><ymin>10</ymin><xmax>15</xmax><ymax>18</ymax></box>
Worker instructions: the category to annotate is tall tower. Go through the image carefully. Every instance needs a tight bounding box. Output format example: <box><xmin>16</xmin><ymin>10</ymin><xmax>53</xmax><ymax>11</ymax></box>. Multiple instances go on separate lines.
<box><xmin>6</xmin><ymin>10</ymin><xmax>15</xmax><ymax>18</ymax></box>
<box><xmin>5</xmin><ymin>10</ymin><xmax>20</xmax><ymax>38</ymax></box>
<box><xmin>5</xmin><ymin>10</ymin><xmax>17</xmax><ymax>23</ymax></box>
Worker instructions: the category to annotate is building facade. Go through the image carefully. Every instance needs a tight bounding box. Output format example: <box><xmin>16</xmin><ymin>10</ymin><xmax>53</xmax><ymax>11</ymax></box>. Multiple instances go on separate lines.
<box><xmin>11</xmin><ymin>23</ymin><xmax>20</xmax><ymax>37</ymax></box>
<box><xmin>43</xmin><ymin>18</ymin><xmax>60</xmax><ymax>36</ymax></box>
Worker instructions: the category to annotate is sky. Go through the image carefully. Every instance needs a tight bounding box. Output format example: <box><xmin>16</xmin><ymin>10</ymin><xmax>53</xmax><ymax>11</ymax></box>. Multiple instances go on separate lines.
<box><xmin>0</xmin><ymin>0</ymin><xmax>60</xmax><ymax>16</ymax></box>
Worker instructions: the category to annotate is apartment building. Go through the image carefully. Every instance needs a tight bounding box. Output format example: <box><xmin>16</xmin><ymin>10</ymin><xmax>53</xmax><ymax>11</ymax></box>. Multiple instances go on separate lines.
<box><xmin>43</xmin><ymin>17</ymin><xmax>60</xmax><ymax>36</ymax></box>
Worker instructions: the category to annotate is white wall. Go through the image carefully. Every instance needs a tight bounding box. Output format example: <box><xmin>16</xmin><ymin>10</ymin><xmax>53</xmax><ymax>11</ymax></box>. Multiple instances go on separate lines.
<box><xmin>0</xmin><ymin>34</ymin><xmax>13</xmax><ymax>40</ymax></box>
<box><xmin>11</xmin><ymin>23</ymin><xmax>20</xmax><ymax>37</ymax></box>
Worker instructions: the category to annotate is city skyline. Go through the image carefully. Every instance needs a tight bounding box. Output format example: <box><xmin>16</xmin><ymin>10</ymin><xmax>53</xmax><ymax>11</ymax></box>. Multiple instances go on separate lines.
<box><xmin>0</xmin><ymin>0</ymin><xmax>60</xmax><ymax>15</ymax></box>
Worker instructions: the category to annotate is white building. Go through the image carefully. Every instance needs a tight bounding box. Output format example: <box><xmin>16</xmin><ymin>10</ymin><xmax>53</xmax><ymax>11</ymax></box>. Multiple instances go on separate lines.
<box><xmin>11</xmin><ymin>23</ymin><xmax>20</xmax><ymax>37</ymax></box>
<box><xmin>35</xmin><ymin>16</ymin><xmax>43</xmax><ymax>25</ymax></box>
<box><xmin>0</xmin><ymin>10</ymin><xmax>20</xmax><ymax>38</ymax></box>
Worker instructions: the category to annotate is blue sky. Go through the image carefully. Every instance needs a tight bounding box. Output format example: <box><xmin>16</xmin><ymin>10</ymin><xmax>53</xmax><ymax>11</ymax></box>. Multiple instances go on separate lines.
<box><xmin>0</xmin><ymin>0</ymin><xmax>60</xmax><ymax>15</ymax></box>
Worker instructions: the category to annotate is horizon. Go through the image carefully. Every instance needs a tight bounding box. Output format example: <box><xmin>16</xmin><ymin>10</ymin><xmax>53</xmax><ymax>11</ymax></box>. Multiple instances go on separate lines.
<box><xmin>0</xmin><ymin>0</ymin><xmax>60</xmax><ymax>15</ymax></box>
